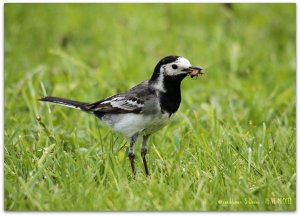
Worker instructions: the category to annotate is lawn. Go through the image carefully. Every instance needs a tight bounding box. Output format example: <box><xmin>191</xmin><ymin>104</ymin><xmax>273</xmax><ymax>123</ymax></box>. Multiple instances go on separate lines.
<box><xmin>4</xmin><ymin>3</ymin><xmax>296</xmax><ymax>211</ymax></box>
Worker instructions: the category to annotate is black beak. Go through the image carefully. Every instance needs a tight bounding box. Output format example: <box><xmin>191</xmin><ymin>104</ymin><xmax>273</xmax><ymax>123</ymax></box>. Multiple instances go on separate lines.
<box><xmin>182</xmin><ymin>66</ymin><xmax>204</xmax><ymax>77</ymax></box>
<box><xmin>190</xmin><ymin>66</ymin><xmax>203</xmax><ymax>71</ymax></box>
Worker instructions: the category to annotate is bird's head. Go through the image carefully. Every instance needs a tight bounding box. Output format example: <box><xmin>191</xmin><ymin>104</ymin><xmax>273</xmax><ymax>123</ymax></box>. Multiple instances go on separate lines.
<box><xmin>150</xmin><ymin>56</ymin><xmax>204</xmax><ymax>92</ymax></box>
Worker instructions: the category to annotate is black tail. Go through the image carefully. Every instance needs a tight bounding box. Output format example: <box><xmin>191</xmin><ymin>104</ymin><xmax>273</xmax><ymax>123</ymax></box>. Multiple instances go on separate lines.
<box><xmin>39</xmin><ymin>96</ymin><xmax>88</xmax><ymax>110</ymax></box>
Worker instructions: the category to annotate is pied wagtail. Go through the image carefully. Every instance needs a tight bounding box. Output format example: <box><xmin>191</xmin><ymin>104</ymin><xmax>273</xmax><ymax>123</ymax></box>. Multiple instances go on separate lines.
<box><xmin>40</xmin><ymin>56</ymin><xmax>204</xmax><ymax>176</ymax></box>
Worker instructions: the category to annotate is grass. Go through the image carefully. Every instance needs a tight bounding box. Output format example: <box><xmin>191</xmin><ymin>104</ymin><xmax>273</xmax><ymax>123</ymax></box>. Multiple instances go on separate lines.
<box><xmin>4</xmin><ymin>3</ymin><xmax>296</xmax><ymax>211</ymax></box>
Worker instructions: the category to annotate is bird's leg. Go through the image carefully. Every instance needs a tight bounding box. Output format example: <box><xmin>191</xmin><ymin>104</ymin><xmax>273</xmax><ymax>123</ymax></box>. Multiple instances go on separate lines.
<box><xmin>129</xmin><ymin>133</ymin><xmax>139</xmax><ymax>175</ymax></box>
<box><xmin>141</xmin><ymin>134</ymin><xmax>150</xmax><ymax>176</ymax></box>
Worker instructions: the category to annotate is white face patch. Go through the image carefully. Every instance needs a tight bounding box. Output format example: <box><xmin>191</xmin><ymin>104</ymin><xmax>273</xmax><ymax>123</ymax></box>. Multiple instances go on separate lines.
<box><xmin>151</xmin><ymin>72</ymin><xmax>166</xmax><ymax>93</ymax></box>
<box><xmin>151</xmin><ymin>57</ymin><xmax>192</xmax><ymax>92</ymax></box>
<box><xmin>161</xmin><ymin>57</ymin><xmax>192</xmax><ymax>76</ymax></box>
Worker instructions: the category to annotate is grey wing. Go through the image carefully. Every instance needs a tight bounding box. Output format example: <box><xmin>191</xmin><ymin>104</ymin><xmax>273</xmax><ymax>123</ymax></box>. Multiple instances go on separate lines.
<box><xmin>83</xmin><ymin>95</ymin><xmax>144</xmax><ymax>113</ymax></box>
<box><xmin>83</xmin><ymin>80</ymin><xmax>159</xmax><ymax>114</ymax></box>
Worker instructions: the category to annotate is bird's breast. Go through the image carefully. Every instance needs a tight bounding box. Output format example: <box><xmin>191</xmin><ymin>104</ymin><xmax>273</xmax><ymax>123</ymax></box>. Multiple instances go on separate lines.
<box><xmin>100</xmin><ymin>112</ymin><xmax>173</xmax><ymax>137</ymax></box>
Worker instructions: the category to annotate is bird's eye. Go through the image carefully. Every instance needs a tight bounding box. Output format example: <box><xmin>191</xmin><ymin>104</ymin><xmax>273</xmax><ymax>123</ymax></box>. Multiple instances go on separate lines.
<box><xmin>172</xmin><ymin>64</ymin><xmax>178</xmax><ymax>69</ymax></box>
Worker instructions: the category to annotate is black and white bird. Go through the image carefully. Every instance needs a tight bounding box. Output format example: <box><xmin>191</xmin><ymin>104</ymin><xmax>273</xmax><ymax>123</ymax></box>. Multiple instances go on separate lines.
<box><xmin>40</xmin><ymin>56</ymin><xmax>204</xmax><ymax>176</ymax></box>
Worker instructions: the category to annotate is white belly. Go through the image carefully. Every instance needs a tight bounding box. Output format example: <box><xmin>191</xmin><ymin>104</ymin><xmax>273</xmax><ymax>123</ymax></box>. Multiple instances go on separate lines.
<box><xmin>101</xmin><ymin>112</ymin><xmax>172</xmax><ymax>137</ymax></box>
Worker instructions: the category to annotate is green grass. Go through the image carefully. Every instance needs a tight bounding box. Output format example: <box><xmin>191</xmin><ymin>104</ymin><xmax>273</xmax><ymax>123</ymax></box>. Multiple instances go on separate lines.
<box><xmin>4</xmin><ymin>3</ymin><xmax>296</xmax><ymax>211</ymax></box>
